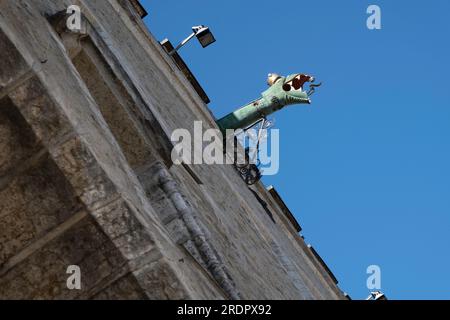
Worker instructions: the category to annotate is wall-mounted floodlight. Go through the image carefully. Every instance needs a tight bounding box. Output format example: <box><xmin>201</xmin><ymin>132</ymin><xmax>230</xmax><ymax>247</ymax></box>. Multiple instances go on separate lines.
<box><xmin>169</xmin><ymin>25</ymin><xmax>216</xmax><ymax>55</ymax></box>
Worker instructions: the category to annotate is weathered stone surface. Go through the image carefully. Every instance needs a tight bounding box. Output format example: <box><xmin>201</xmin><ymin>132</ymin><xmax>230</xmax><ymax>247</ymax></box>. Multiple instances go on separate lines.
<box><xmin>0</xmin><ymin>97</ymin><xmax>40</xmax><ymax>177</ymax></box>
<box><xmin>8</xmin><ymin>76</ymin><xmax>73</xmax><ymax>146</ymax></box>
<box><xmin>90</xmin><ymin>199</ymin><xmax>158</xmax><ymax>263</ymax></box>
<box><xmin>0</xmin><ymin>29</ymin><xmax>29</xmax><ymax>92</ymax></box>
<box><xmin>0</xmin><ymin>214</ymin><xmax>129</xmax><ymax>299</ymax></box>
<box><xmin>50</xmin><ymin>136</ymin><xmax>117</xmax><ymax>211</ymax></box>
<box><xmin>92</xmin><ymin>274</ymin><xmax>148</xmax><ymax>300</ymax></box>
<box><xmin>0</xmin><ymin>97</ymin><xmax>82</xmax><ymax>268</ymax></box>
<box><xmin>132</xmin><ymin>260</ymin><xmax>190</xmax><ymax>300</ymax></box>
<box><xmin>72</xmin><ymin>50</ymin><xmax>154</xmax><ymax>168</ymax></box>
<box><xmin>0</xmin><ymin>157</ymin><xmax>81</xmax><ymax>266</ymax></box>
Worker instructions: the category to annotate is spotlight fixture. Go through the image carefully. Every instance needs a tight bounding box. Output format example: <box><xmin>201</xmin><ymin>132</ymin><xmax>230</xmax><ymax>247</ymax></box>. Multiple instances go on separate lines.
<box><xmin>169</xmin><ymin>25</ymin><xmax>216</xmax><ymax>55</ymax></box>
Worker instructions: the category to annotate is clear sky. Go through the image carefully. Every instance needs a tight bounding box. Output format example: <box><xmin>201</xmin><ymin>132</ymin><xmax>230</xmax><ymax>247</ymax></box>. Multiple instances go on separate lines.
<box><xmin>141</xmin><ymin>0</ymin><xmax>450</xmax><ymax>300</ymax></box>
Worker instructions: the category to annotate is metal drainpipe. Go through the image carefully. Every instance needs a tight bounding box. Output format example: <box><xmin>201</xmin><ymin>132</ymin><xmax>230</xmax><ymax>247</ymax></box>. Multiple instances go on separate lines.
<box><xmin>155</xmin><ymin>163</ymin><xmax>241</xmax><ymax>300</ymax></box>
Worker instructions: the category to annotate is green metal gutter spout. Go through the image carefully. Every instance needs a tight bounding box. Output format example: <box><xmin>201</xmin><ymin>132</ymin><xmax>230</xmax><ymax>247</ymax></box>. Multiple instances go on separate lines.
<box><xmin>216</xmin><ymin>73</ymin><xmax>320</xmax><ymax>132</ymax></box>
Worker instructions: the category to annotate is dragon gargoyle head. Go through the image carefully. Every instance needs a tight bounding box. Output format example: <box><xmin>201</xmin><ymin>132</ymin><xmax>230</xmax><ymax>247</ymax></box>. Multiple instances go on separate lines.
<box><xmin>216</xmin><ymin>72</ymin><xmax>322</xmax><ymax>132</ymax></box>
<box><xmin>262</xmin><ymin>73</ymin><xmax>321</xmax><ymax>108</ymax></box>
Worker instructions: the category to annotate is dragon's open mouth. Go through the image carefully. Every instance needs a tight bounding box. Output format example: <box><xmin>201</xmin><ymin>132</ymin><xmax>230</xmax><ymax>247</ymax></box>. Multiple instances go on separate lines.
<box><xmin>282</xmin><ymin>74</ymin><xmax>314</xmax><ymax>92</ymax></box>
<box><xmin>283</xmin><ymin>73</ymin><xmax>322</xmax><ymax>98</ymax></box>
<box><xmin>278</xmin><ymin>74</ymin><xmax>320</xmax><ymax>105</ymax></box>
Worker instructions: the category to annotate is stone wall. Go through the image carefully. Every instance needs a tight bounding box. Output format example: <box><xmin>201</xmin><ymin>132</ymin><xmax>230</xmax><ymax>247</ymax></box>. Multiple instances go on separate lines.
<box><xmin>0</xmin><ymin>0</ymin><xmax>344</xmax><ymax>299</ymax></box>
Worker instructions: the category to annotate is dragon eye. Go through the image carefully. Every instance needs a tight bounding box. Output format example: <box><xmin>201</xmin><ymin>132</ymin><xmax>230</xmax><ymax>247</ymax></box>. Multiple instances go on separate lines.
<box><xmin>283</xmin><ymin>83</ymin><xmax>291</xmax><ymax>91</ymax></box>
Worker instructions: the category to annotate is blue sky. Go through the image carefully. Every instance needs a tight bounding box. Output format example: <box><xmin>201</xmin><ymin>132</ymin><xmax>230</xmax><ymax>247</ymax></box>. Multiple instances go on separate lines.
<box><xmin>141</xmin><ymin>0</ymin><xmax>450</xmax><ymax>299</ymax></box>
